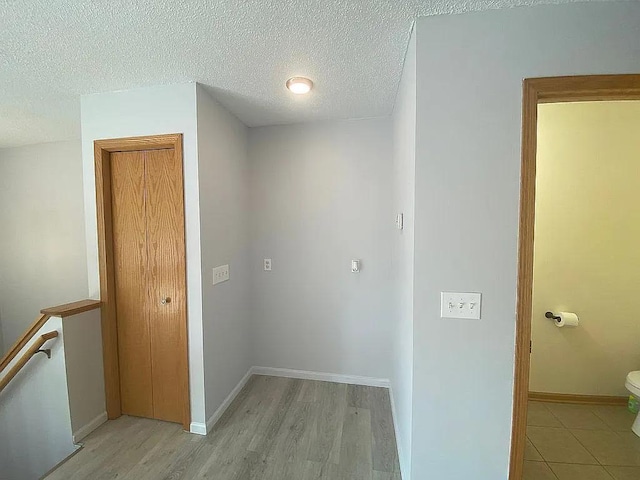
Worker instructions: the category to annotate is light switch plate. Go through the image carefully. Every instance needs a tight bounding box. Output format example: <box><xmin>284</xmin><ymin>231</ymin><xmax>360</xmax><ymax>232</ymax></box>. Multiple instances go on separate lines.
<box><xmin>396</xmin><ymin>213</ymin><xmax>404</xmax><ymax>230</ymax></box>
<box><xmin>351</xmin><ymin>259</ymin><xmax>360</xmax><ymax>273</ymax></box>
<box><xmin>213</xmin><ymin>264</ymin><xmax>230</xmax><ymax>285</ymax></box>
<box><xmin>441</xmin><ymin>292</ymin><xmax>482</xmax><ymax>319</ymax></box>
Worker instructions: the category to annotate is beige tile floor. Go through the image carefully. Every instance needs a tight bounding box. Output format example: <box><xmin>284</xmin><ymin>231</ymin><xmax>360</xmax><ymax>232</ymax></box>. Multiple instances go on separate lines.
<box><xmin>525</xmin><ymin>401</ymin><xmax>640</xmax><ymax>480</ymax></box>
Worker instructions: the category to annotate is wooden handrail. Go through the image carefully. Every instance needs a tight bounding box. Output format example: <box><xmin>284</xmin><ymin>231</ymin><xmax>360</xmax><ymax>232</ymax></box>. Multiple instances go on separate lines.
<box><xmin>0</xmin><ymin>299</ymin><xmax>100</xmax><ymax>374</ymax></box>
<box><xmin>0</xmin><ymin>331</ymin><xmax>58</xmax><ymax>394</ymax></box>
<box><xmin>40</xmin><ymin>299</ymin><xmax>101</xmax><ymax>318</ymax></box>
<box><xmin>0</xmin><ymin>314</ymin><xmax>51</xmax><ymax>373</ymax></box>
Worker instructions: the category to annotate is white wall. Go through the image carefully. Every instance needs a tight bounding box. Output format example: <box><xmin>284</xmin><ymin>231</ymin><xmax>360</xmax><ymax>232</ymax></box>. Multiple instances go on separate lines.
<box><xmin>196</xmin><ymin>85</ymin><xmax>252</xmax><ymax>425</ymax></box>
<box><xmin>249</xmin><ymin>118</ymin><xmax>395</xmax><ymax>380</ymax></box>
<box><xmin>63</xmin><ymin>309</ymin><xmax>107</xmax><ymax>440</ymax></box>
<box><xmin>413</xmin><ymin>3</ymin><xmax>640</xmax><ymax>479</ymax></box>
<box><xmin>80</xmin><ymin>84</ymin><xmax>207</xmax><ymax>429</ymax></box>
<box><xmin>0</xmin><ymin>141</ymin><xmax>88</xmax><ymax>353</ymax></box>
<box><xmin>0</xmin><ymin>316</ymin><xmax>76</xmax><ymax>480</ymax></box>
<box><xmin>391</xmin><ymin>24</ymin><xmax>416</xmax><ymax>480</ymax></box>
<box><xmin>530</xmin><ymin>101</ymin><xmax>640</xmax><ymax>396</ymax></box>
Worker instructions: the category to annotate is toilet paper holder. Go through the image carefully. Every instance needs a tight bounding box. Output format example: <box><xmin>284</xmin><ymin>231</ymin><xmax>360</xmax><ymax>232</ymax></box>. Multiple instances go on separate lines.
<box><xmin>545</xmin><ymin>311</ymin><xmax>580</xmax><ymax>328</ymax></box>
<box><xmin>545</xmin><ymin>311</ymin><xmax>561</xmax><ymax>322</ymax></box>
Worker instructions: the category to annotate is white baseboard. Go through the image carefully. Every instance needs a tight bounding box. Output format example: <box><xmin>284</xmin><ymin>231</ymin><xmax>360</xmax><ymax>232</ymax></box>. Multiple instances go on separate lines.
<box><xmin>73</xmin><ymin>411</ymin><xmax>108</xmax><ymax>443</ymax></box>
<box><xmin>251</xmin><ymin>366</ymin><xmax>390</xmax><ymax>388</ymax></box>
<box><xmin>190</xmin><ymin>422</ymin><xmax>207</xmax><ymax>436</ymax></box>
<box><xmin>205</xmin><ymin>368</ymin><xmax>254</xmax><ymax>432</ymax></box>
<box><xmin>388</xmin><ymin>387</ymin><xmax>409</xmax><ymax>480</ymax></box>
<box><xmin>42</xmin><ymin>444</ymin><xmax>83</xmax><ymax>478</ymax></box>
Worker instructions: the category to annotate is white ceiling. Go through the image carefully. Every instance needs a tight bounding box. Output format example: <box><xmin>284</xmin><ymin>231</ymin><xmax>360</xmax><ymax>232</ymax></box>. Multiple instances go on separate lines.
<box><xmin>0</xmin><ymin>0</ymin><xmax>600</xmax><ymax>148</ymax></box>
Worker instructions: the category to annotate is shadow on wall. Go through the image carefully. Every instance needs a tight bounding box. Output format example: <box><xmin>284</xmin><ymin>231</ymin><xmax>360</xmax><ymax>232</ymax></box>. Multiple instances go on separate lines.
<box><xmin>0</xmin><ymin>140</ymin><xmax>89</xmax><ymax>354</ymax></box>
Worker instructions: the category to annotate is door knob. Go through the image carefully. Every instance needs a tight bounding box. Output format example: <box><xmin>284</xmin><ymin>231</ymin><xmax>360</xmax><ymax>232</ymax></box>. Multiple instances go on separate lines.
<box><xmin>161</xmin><ymin>297</ymin><xmax>171</xmax><ymax>305</ymax></box>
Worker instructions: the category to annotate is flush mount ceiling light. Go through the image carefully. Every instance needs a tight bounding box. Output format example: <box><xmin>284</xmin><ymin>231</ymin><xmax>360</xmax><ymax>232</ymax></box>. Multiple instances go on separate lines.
<box><xmin>286</xmin><ymin>76</ymin><xmax>313</xmax><ymax>95</ymax></box>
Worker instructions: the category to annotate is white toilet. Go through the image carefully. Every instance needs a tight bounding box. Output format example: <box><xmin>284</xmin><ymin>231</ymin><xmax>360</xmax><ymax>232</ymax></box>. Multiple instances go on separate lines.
<box><xmin>625</xmin><ymin>371</ymin><xmax>640</xmax><ymax>436</ymax></box>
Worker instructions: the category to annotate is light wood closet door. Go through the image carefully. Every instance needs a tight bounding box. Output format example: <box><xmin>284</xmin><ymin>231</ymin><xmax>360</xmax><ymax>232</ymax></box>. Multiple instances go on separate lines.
<box><xmin>145</xmin><ymin>148</ymin><xmax>188</xmax><ymax>424</ymax></box>
<box><xmin>111</xmin><ymin>151</ymin><xmax>153</xmax><ymax>419</ymax></box>
<box><xmin>110</xmin><ymin>147</ymin><xmax>187</xmax><ymax>425</ymax></box>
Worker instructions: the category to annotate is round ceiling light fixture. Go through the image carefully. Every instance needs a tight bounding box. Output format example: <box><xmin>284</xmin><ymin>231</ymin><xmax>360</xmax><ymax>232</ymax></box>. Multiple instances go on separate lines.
<box><xmin>286</xmin><ymin>76</ymin><xmax>313</xmax><ymax>95</ymax></box>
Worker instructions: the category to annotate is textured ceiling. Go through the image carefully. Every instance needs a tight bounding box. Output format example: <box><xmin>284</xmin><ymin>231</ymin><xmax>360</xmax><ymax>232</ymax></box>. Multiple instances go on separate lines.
<box><xmin>0</xmin><ymin>0</ymin><xmax>603</xmax><ymax>147</ymax></box>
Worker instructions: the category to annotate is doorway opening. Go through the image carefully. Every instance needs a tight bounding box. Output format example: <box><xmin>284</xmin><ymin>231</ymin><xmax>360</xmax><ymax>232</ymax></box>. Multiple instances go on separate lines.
<box><xmin>509</xmin><ymin>75</ymin><xmax>640</xmax><ymax>480</ymax></box>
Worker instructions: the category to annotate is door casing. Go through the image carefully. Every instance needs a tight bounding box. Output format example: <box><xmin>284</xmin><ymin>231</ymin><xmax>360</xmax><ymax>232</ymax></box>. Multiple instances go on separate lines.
<box><xmin>94</xmin><ymin>133</ymin><xmax>190</xmax><ymax>430</ymax></box>
<box><xmin>509</xmin><ymin>75</ymin><xmax>640</xmax><ymax>480</ymax></box>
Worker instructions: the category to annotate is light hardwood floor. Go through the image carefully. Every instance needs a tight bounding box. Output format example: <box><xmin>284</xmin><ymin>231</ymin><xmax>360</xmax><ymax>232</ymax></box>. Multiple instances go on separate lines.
<box><xmin>47</xmin><ymin>375</ymin><xmax>401</xmax><ymax>480</ymax></box>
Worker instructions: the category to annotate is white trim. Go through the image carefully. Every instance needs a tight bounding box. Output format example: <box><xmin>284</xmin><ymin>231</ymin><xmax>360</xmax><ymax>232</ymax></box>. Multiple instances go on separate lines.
<box><xmin>205</xmin><ymin>368</ymin><xmax>254</xmax><ymax>432</ymax></box>
<box><xmin>251</xmin><ymin>366</ymin><xmax>390</xmax><ymax>388</ymax></box>
<box><xmin>72</xmin><ymin>411</ymin><xmax>108</xmax><ymax>443</ymax></box>
<box><xmin>389</xmin><ymin>387</ymin><xmax>409</xmax><ymax>480</ymax></box>
<box><xmin>190</xmin><ymin>422</ymin><xmax>207</xmax><ymax>436</ymax></box>
<box><xmin>42</xmin><ymin>444</ymin><xmax>83</xmax><ymax>478</ymax></box>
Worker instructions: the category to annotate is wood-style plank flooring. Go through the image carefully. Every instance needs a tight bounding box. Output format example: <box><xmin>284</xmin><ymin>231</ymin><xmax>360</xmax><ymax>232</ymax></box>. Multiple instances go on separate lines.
<box><xmin>47</xmin><ymin>375</ymin><xmax>401</xmax><ymax>480</ymax></box>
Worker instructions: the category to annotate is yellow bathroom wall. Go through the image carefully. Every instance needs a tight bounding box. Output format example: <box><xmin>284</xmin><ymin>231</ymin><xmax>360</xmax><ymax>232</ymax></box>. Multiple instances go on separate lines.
<box><xmin>530</xmin><ymin>101</ymin><xmax>640</xmax><ymax>396</ymax></box>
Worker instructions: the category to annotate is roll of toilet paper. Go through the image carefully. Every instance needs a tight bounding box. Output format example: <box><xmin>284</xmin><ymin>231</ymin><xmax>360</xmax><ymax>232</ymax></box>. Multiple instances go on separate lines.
<box><xmin>555</xmin><ymin>312</ymin><xmax>579</xmax><ymax>328</ymax></box>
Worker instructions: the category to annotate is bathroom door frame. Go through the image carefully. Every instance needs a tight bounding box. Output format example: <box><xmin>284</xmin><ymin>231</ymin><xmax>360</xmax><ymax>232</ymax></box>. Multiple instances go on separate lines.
<box><xmin>509</xmin><ymin>74</ymin><xmax>640</xmax><ymax>480</ymax></box>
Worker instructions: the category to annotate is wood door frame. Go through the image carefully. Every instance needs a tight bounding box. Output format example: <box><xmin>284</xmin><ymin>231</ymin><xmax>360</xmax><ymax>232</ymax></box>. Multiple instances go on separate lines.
<box><xmin>509</xmin><ymin>74</ymin><xmax>640</xmax><ymax>480</ymax></box>
<box><xmin>94</xmin><ymin>133</ymin><xmax>190</xmax><ymax>430</ymax></box>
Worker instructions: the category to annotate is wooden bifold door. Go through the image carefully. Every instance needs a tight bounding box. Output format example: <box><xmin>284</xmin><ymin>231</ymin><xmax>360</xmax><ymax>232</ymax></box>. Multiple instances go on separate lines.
<box><xmin>95</xmin><ymin>135</ymin><xmax>189</xmax><ymax>429</ymax></box>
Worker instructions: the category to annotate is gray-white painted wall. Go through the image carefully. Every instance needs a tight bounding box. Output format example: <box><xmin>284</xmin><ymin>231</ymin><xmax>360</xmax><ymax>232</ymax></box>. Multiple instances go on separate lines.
<box><xmin>0</xmin><ymin>316</ymin><xmax>76</xmax><ymax>480</ymax></box>
<box><xmin>0</xmin><ymin>141</ymin><xmax>88</xmax><ymax>353</ymax></box>
<box><xmin>248</xmin><ymin>118</ymin><xmax>395</xmax><ymax>380</ymax></box>
<box><xmin>62</xmin><ymin>309</ymin><xmax>106</xmax><ymax>441</ymax></box>
<box><xmin>391</xmin><ymin>24</ymin><xmax>416</xmax><ymax>480</ymax></box>
<box><xmin>196</xmin><ymin>85</ymin><xmax>253</xmax><ymax>423</ymax></box>
<box><xmin>80</xmin><ymin>83</ymin><xmax>207</xmax><ymax>429</ymax></box>
<box><xmin>413</xmin><ymin>3</ymin><xmax>640</xmax><ymax>479</ymax></box>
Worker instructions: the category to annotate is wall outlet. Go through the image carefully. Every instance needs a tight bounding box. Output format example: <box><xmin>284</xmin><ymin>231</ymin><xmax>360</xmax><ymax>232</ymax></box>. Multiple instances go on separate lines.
<box><xmin>264</xmin><ymin>258</ymin><xmax>272</xmax><ymax>271</ymax></box>
<box><xmin>213</xmin><ymin>264</ymin><xmax>230</xmax><ymax>285</ymax></box>
<box><xmin>441</xmin><ymin>292</ymin><xmax>482</xmax><ymax>319</ymax></box>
